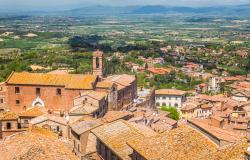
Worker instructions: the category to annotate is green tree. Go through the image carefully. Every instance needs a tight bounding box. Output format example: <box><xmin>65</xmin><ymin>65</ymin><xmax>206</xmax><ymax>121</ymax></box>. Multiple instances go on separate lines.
<box><xmin>160</xmin><ymin>106</ymin><xmax>180</xmax><ymax>120</ymax></box>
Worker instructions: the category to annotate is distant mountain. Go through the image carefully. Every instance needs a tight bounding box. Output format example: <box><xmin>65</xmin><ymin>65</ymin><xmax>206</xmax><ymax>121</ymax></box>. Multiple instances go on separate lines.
<box><xmin>1</xmin><ymin>5</ymin><xmax>250</xmax><ymax>17</ymax></box>
<box><xmin>62</xmin><ymin>5</ymin><xmax>250</xmax><ymax>17</ymax></box>
<box><xmin>130</xmin><ymin>5</ymin><xmax>250</xmax><ymax>16</ymax></box>
<box><xmin>131</xmin><ymin>5</ymin><xmax>168</xmax><ymax>14</ymax></box>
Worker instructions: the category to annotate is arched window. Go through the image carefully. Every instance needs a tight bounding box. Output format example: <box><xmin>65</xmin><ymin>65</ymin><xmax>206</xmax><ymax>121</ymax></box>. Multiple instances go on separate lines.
<box><xmin>162</xmin><ymin>103</ymin><xmax>166</xmax><ymax>106</ymax></box>
<box><xmin>174</xmin><ymin>103</ymin><xmax>178</xmax><ymax>107</ymax></box>
<box><xmin>96</xmin><ymin>57</ymin><xmax>100</xmax><ymax>68</ymax></box>
<box><xmin>156</xmin><ymin>102</ymin><xmax>160</xmax><ymax>106</ymax></box>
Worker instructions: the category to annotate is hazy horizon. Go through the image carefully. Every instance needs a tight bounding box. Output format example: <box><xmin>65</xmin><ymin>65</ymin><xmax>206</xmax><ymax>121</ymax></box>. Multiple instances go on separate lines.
<box><xmin>0</xmin><ymin>0</ymin><xmax>250</xmax><ymax>12</ymax></box>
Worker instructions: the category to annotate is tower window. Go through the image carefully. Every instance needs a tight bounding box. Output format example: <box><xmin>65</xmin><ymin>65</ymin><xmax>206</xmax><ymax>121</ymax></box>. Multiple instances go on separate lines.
<box><xmin>15</xmin><ymin>87</ymin><xmax>20</xmax><ymax>94</ymax></box>
<box><xmin>56</xmin><ymin>88</ymin><xmax>62</xmax><ymax>96</ymax></box>
<box><xmin>0</xmin><ymin>98</ymin><xmax>3</xmax><ymax>103</ymax></box>
<box><xmin>36</xmin><ymin>88</ymin><xmax>41</xmax><ymax>96</ymax></box>
<box><xmin>96</xmin><ymin>57</ymin><xmax>100</xmax><ymax>68</ymax></box>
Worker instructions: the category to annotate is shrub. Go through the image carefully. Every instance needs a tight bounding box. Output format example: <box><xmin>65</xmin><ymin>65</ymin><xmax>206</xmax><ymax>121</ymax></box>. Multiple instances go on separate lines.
<box><xmin>160</xmin><ymin>106</ymin><xmax>180</xmax><ymax>120</ymax></box>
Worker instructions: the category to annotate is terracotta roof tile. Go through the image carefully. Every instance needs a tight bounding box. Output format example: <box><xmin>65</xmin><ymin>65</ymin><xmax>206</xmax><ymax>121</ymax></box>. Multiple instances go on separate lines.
<box><xmin>7</xmin><ymin>72</ymin><xmax>97</xmax><ymax>90</ymax></box>
<box><xmin>0</xmin><ymin>131</ymin><xmax>77</xmax><ymax>160</ymax></box>
<box><xmin>127</xmin><ymin>125</ymin><xmax>218</xmax><ymax>160</ymax></box>
<box><xmin>19</xmin><ymin>107</ymin><xmax>46</xmax><ymax>117</ymax></box>
<box><xmin>198</xmin><ymin>94</ymin><xmax>225</xmax><ymax>102</ymax></box>
<box><xmin>0</xmin><ymin>111</ymin><xmax>18</xmax><ymax>120</ymax></box>
<box><xmin>101</xmin><ymin>111</ymin><xmax>132</xmax><ymax>123</ymax></box>
<box><xmin>71</xmin><ymin>120</ymin><xmax>102</xmax><ymax>135</ymax></box>
<box><xmin>147</xmin><ymin>67</ymin><xmax>171</xmax><ymax>75</ymax></box>
<box><xmin>30</xmin><ymin>114</ymin><xmax>68</xmax><ymax>126</ymax></box>
<box><xmin>104</xmin><ymin>74</ymin><xmax>136</xmax><ymax>89</ymax></box>
<box><xmin>155</xmin><ymin>89</ymin><xmax>186</xmax><ymax>96</ymax></box>
<box><xmin>188</xmin><ymin>119</ymin><xmax>240</xmax><ymax>143</ymax></box>
<box><xmin>96</xmin><ymin>81</ymin><xmax>114</xmax><ymax>88</ymax></box>
<box><xmin>91</xmin><ymin>120</ymin><xmax>156</xmax><ymax>160</ymax></box>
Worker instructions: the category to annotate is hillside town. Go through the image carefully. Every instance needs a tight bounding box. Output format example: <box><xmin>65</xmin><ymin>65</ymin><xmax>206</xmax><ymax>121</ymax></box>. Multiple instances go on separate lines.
<box><xmin>0</xmin><ymin>49</ymin><xmax>249</xmax><ymax>160</ymax></box>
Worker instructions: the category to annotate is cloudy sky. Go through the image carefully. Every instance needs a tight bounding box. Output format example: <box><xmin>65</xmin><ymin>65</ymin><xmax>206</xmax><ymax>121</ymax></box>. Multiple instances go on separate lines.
<box><xmin>0</xmin><ymin>0</ymin><xmax>250</xmax><ymax>11</ymax></box>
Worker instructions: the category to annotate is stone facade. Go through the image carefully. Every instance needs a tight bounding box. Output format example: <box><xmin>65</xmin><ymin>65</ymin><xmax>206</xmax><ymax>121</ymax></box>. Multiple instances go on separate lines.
<box><xmin>0</xmin><ymin>82</ymin><xmax>7</xmax><ymax>112</ymax></box>
<box><xmin>155</xmin><ymin>89</ymin><xmax>186</xmax><ymax>109</ymax></box>
<box><xmin>30</xmin><ymin>114</ymin><xmax>69</xmax><ymax>138</ymax></box>
<box><xmin>70</xmin><ymin>91</ymin><xmax>108</xmax><ymax>118</ymax></box>
<box><xmin>117</xmin><ymin>80</ymin><xmax>137</xmax><ymax>109</ymax></box>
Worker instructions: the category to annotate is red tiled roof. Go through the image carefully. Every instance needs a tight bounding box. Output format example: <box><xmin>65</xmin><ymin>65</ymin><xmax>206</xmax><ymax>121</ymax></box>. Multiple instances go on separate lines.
<box><xmin>155</xmin><ymin>89</ymin><xmax>186</xmax><ymax>96</ymax></box>
<box><xmin>147</xmin><ymin>67</ymin><xmax>171</xmax><ymax>75</ymax></box>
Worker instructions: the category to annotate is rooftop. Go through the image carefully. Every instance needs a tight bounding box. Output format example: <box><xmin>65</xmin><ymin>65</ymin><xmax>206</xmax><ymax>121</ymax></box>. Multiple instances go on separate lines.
<box><xmin>127</xmin><ymin>125</ymin><xmax>218</xmax><ymax>160</ymax></box>
<box><xmin>188</xmin><ymin>119</ymin><xmax>240</xmax><ymax>143</ymax></box>
<box><xmin>30</xmin><ymin>114</ymin><xmax>68</xmax><ymax>126</ymax></box>
<box><xmin>155</xmin><ymin>89</ymin><xmax>186</xmax><ymax>96</ymax></box>
<box><xmin>79</xmin><ymin>90</ymin><xmax>108</xmax><ymax>101</ymax></box>
<box><xmin>70</xmin><ymin>104</ymin><xmax>99</xmax><ymax>116</ymax></box>
<box><xmin>101</xmin><ymin>111</ymin><xmax>132</xmax><ymax>123</ymax></box>
<box><xmin>96</xmin><ymin>81</ymin><xmax>114</xmax><ymax>89</ymax></box>
<box><xmin>0</xmin><ymin>111</ymin><xmax>18</xmax><ymax>120</ymax></box>
<box><xmin>198</xmin><ymin>94</ymin><xmax>225</xmax><ymax>102</ymax></box>
<box><xmin>0</xmin><ymin>131</ymin><xmax>77</xmax><ymax>160</ymax></box>
<box><xmin>181</xmin><ymin>101</ymin><xmax>201</xmax><ymax>111</ymax></box>
<box><xmin>128</xmin><ymin>125</ymin><xmax>247</xmax><ymax>160</ymax></box>
<box><xmin>104</xmin><ymin>74</ymin><xmax>136</xmax><ymax>90</ymax></box>
<box><xmin>147</xmin><ymin>67</ymin><xmax>171</xmax><ymax>75</ymax></box>
<box><xmin>6</xmin><ymin>72</ymin><xmax>97</xmax><ymax>90</ymax></box>
<box><xmin>91</xmin><ymin>120</ymin><xmax>156</xmax><ymax>160</ymax></box>
<box><xmin>19</xmin><ymin>107</ymin><xmax>46</xmax><ymax>118</ymax></box>
<box><xmin>71</xmin><ymin>120</ymin><xmax>102</xmax><ymax>135</ymax></box>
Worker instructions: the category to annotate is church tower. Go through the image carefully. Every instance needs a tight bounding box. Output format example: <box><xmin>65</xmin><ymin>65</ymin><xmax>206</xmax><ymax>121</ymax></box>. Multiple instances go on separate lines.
<box><xmin>93</xmin><ymin>50</ymin><xmax>103</xmax><ymax>78</ymax></box>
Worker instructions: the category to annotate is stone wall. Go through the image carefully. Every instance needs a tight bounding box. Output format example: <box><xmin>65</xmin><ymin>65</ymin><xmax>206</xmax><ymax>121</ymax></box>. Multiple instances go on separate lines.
<box><xmin>6</xmin><ymin>85</ymin><xmax>82</xmax><ymax>113</ymax></box>
<box><xmin>32</xmin><ymin>120</ymin><xmax>69</xmax><ymax>138</ymax></box>
<box><xmin>117</xmin><ymin>80</ymin><xmax>137</xmax><ymax>110</ymax></box>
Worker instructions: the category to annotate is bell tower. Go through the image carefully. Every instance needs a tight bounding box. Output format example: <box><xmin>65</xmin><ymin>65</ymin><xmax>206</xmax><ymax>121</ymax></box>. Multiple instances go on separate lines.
<box><xmin>93</xmin><ymin>50</ymin><xmax>103</xmax><ymax>78</ymax></box>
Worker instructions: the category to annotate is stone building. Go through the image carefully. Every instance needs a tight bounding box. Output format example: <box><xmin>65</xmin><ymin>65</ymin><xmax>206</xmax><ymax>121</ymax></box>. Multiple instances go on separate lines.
<box><xmin>69</xmin><ymin>91</ymin><xmax>108</xmax><ymax>120</ymax></box>
<box><xmin>5</xmin><ymin>72</ymin><xmax>98</xmax><ymax>113</ymax></box>
<box><xmin>30</xmin><ymin>114</ymin><xmax>69</xmax><ymax>138</ymax></box>
<box><xmin>181</xmin><ymin>101</ymin><xmax>213</xmax><ymax>119</ymax></box>
<box><xmin>231</xmin><ymin>90</ymin><xmax>250</xmax><ymax>102</ymax></box>
<box><xmin>0</xmin><ymin>111</ymin><xmax>26</xmax><ymax>138</ymax></box>
<box><xmin>155</xmin><ymin>89</ymin><xmax>186</xmax><ymax>109</ymax></box>
<box><xmin>4</xmin><ymin>50</ymin><xmax>137</xmax><ymax>114</ymax></box>
<box><xmin>128</xmin><ymin>108</ymin><xmax>177</xmax><ymax>133</ymax></box>
<box><xmin>229</xmin><ymin>102</ymin><xmax>250</xmax><ymax>133</ymax></box>
<box><xmin>0</xmin><ymin>82</ymin><xmax>7</xmax><ymax>112</ymax></box>
<box><xmin>19</xmin><ymin>107</ymin><xmax>45</xmax><ymax>128</ymax></box>
<box><xmin>101</xmin><ymin>74</ymin><xmax>137</xmax><ymax>110</ymax></box>
<box><xmin>208</xmin><ymin>76</ymin><xmax>221</xmax><ymax>94</ymax></box>
<box><xmin>70</xmin><ymin>111</ymin><xmax>133</xmax><ymax>159</ymax></box>
<box><xmin>70</xmin><ymin>120</ymin><xmax>102</xmax><ymax>158</ymax></box>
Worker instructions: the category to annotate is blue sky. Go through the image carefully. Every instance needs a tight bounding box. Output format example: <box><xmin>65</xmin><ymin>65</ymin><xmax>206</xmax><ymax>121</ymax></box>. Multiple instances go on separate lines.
<box><xmin>0</xmin><ymin>0</ymin><xmax>250</xmax><ymax>11</ymax></box>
